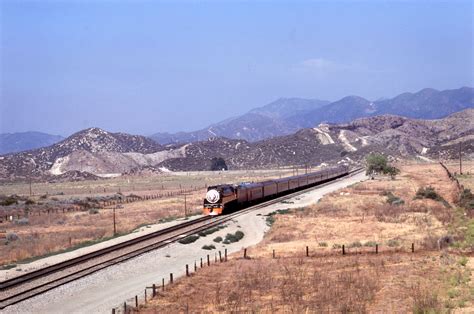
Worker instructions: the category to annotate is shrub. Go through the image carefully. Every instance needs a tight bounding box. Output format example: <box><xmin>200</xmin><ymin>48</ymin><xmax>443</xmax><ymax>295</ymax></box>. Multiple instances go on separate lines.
<box><xmin>224</xmin><ymin>231</ymin><xmax>245</xmax><ymax>243</ymax></box>
<box><xmin>348</xmin><ymin>241</ymin><xmax>362</xmax><ymax>248</ymax></box>
<box><xmin>459</xmin><ymin>189</ymin><xmax>474</xmax><ymax>210</ymax></box>
<box><xmin>387</xmin><ymin>239</ymin><xmax>399</xmax><ymax>247</ymax></box>
<box><xmin>386</xmin><ymin>192</ymin><xmax>405</xmax><ymax>206</ymax></box>
<box><xmin>318</xmin><ymin>242</ymin><xmax>328</xmax><ymax>247</ymax></box>
<box><xmin>179</xmin><ymin>235</ymin><xmax>199</xmax><ymax>244</ymax></box>
<box><xmin>210</xmin><ymin>157</ymin><xmax>228</xmax><ymax>171</ymax></box>
<box><xmin>365</xmin><ymin>153</ymin><xmax>400</xmax><ymax>179</ymax></box>
<box><xmin>0</xmin><ymin>196</ymin><xmax>18</xmax><ymax>206</ymax></box>
<box><xmin>6</xmin><ymin>232</ymin><xmax>19</xmax><ymax>241</ymax></box>
<box><xmin>415</xmin><ymin>186</ymin><xmax>450</xmax><ymax>208</ymax></box>
<box><xmin>364</xmin><ymin>241</ymin><xmax>377</xmax><ymax>247</ymax></box>
<box><xmin>202</xmin><ymin>244</ymin><xmax>216</xmax><ymax>250</ymax></box>
<box><xmin>15</xmin><ymin>218</ymin><xmax>29</xmax><ymax>225</ymax></box>
<box><xmin>25</xmin><ymin>199</ymin><xmax>35</xmax><ymax>205</ymax></box>
<box><xmin>213</xmin><ymin>236</ymin><xmax>223</xmax><ymax>243</ymax></box>
<box><xmin>89</xmin><ymin>208</ymin><xmax>99</xmax><ymax>215</ymax></box>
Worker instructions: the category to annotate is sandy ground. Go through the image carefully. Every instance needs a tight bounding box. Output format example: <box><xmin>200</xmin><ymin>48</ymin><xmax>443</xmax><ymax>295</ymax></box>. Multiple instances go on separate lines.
<box><xmin>3</xmin><ymin>171</ymin><xmax>366</xmax><ymax>314</ymax></box>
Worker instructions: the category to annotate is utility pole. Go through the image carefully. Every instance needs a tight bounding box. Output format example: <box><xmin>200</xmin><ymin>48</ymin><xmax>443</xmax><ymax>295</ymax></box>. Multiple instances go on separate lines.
<box><xmin>113</xmin><ymin>206</ymin><xmax>117</xmax><ymax>236</ymax></box>
<box><xmin>184</xmin><ymin>193</ymin><xmax>188</xmax><ymax>218</ymax></box>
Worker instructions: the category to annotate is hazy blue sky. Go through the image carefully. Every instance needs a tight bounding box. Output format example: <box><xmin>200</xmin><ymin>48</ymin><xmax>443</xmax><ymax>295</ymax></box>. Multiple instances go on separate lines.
<box><xmin>1</xmin><ymin>0</ymin><xmax>473</xmax><ymax>136</ymax></box>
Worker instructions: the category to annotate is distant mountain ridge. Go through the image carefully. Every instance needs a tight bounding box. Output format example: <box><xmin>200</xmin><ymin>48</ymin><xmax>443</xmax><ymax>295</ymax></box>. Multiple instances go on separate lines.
<box><xmin>151</xmin><ymin>86</ymin><xmax>474</xmax><ymax>144</ymax></box>
<box><xmin>0</xmin><ymin>132</ymin><xmax>64</xmax><ymax>155</ymax></box>
<box><xmin>1</xmin><ymin>109</ymin><xmax>472</xmax><ymax>181</ymax></box>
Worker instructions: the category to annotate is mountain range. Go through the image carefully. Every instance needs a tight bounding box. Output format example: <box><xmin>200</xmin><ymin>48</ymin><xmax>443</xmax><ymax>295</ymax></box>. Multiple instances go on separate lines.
<box><xmin>0</xmin><ymin>109</ymin><xmax>472</xmax><ymax>182</ymax></box>
<box><xmin>0</xmin><ymin>132</ymin><xmax>64</xmax><ymax>155</ymax></box>
<box><xmin>151</xmin><ymin>86</ymin><xmax>474</xmax><ymax>144</ymax></box>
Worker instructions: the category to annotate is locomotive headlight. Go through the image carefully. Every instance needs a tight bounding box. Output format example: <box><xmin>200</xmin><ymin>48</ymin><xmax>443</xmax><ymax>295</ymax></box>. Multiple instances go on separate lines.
<box><xmin>206</xmin><ymin>189</ymin><xmax>220</xmax><ymax>203</ymax></box>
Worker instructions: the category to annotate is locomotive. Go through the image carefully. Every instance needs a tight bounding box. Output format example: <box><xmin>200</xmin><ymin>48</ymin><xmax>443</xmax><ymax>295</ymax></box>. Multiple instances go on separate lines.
<box><xmin>203</xmin><ymin>165</ymin><xmax>349</xmax><ymax>215</ymax></box>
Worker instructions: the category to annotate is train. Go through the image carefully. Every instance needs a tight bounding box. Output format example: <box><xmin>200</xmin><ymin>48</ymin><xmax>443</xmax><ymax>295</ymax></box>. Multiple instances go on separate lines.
<box><xmin>203</xmin><ymin>165</ymin><xmax>349</xmax><ymax>215</ymax></box>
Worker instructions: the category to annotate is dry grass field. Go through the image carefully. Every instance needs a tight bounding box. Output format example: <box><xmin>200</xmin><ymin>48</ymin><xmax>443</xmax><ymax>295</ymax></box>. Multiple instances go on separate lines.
<box><xmin>0</xmin><ymin>168</ymin><xmax>299</xmax><ymax>266</ymax></box>
<box><xmin>142</xmin><ymin>163</ymin><xmax>474</xmax><ymax>313</ymax></box>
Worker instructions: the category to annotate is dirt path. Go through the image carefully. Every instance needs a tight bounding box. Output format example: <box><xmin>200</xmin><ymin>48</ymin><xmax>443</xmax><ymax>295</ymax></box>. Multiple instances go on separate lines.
<box><xmin>3</xmin><ymin>172</ymin><xmax>367</xmax><ymax>314</ymax></box>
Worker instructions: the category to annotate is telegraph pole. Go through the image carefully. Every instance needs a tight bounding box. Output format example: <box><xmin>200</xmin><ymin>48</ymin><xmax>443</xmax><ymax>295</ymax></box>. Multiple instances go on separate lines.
<box><xmin>184</xmin><ymin>194</ymin><xmax>187</xmax><ymax>218</ymax></box>
<box><xmin>459</xmin><ymin>142</ymin><xmax>463</xmax><ymax>175</ymax></box>
<box><xmin>113</xmin><ymin>206</ymin><xmax>117</xmax><ymax>236</ymax></box>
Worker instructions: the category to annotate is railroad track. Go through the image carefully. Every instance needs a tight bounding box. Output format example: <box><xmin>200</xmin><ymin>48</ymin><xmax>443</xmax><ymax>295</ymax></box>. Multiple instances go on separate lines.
<box><xmin>0</xmin><ymin>167</ymin><xmax>363</xmax><ymax>309</ymax></box>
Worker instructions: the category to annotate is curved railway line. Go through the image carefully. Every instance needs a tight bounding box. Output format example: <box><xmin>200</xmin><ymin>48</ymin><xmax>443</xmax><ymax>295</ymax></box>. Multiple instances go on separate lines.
<box><xmin>0</xmin><ymin>167</ymin><xmax>363</xmax><ymax>310</ymax></box>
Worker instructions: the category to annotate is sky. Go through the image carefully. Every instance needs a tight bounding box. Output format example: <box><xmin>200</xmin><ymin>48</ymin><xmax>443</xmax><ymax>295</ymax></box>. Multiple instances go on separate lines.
<box><xmin>1</xmin><ymin>0</ymin><xmax>473</xmax><ymax>136</ymax></box>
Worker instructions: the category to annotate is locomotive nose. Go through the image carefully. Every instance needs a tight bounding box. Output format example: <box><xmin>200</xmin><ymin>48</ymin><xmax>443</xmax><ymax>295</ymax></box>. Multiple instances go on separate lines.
<box><xmin>206</xmin><ymin>189</ymin><xmax>220</xmax><ymax>203</ymax></box>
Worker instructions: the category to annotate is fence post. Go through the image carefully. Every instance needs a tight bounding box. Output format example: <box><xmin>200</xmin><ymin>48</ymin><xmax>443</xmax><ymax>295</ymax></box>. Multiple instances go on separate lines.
<box><xmin>225</xmin><ymin>249</ymin><xmax>227</xmax><ymax>261</ymax></box>
<box><xmin>342</xmin><ymin>245</ymin><xmax>345</xmax><ymax>255</ymax></box>
<box><xmin>375</xmin><ymin>244</ymin><xmax>378</xmax><ymax>254</ymax></box>
<box><xmin>411</xmin><ymin>243</ymin><xmax>414</xmax><ymax>253</ymax></box>
<box><xmin>186</xmin><ymin>264</ymin><xmax>189</xmax><ymax>276</ymax></box>
<box><xmin>170</xmin><ymin>273</ymin><xmax>173</xmax><ymax>283</ymax></box>
<box><xmin>194</xmin><ymin>261</ymin><xmax>197</xmax><ymax>271</ymax></box>
<box><xmin>215</xmin><ymin>253</ymin><xmax>217</xmax><ymax>263</ymax></box>
<box><xmin>112</xmin><ymin>309</ymin><xmax>115</xmax><ymax>314</ymax></box>
<box><xmin>201</xmin><ymin>257</ymin><xmax>203</xmax><ymax>268</ymax></box>
<box><xmin>162</xmin><ymin>278</ymin><xmax>165</xmax><ymax>291</ymax></box>
<box><xmin>135</xmin><ymin>295</ymin><xmax>138</xmax><ymax>308</ymax></box>
<box><xmin>145</xmin><ymin>289</ymin><xmax>147</xmax><ymax>303</ymax></box>
<box><xmin>219</xmin><ymin>251</ymin><xmax>222</xmax><ymax>262</ymax></box>
<box><xmin>207</xmin><ymin>255</ymin><xmax>210</xmax><ymax>266</ymax></box>
<box><xmin>306</xmin><ymin>246</ymin><xmax>309</xmax><ymax>257</ymax></box>
<box><xmin>273</xmin><ymin>249</ymin><xmax>275</xmax><ymax>259</ymax></box>
<box><xmin>244</xmin><ymin>248</ymin><xmax>247</xmax><ymax>259</ymax></box>
<box><xmin>123</xmin><ymin>302</ymin><xmax>126</xmax><ymax>313</ymax></box>
<box><xmin>153</xmin><ymin>284</ymin><xmax>156</xmax><ymax>297</ymax></box>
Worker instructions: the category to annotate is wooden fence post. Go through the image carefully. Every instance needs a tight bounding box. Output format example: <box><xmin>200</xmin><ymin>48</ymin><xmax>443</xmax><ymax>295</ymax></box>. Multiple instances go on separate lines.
<box><xmin>123</xmin><ymin>302</ymin><xmax>126</xmax><ymax>313</ymax></box>
<box><xmin>342</xmin><ymin>245</ymin><xmax>345</xmax><ymax>255</ymax></box>
<box><xmin>194</xmin><ymin>261</ymin><xmax>197</xmax><ymax>271</ymax></box>
<box><xmin>411</xmin><ymin>243</ymin><xmax>414</xmax><ymax>253</ymax></box>
<box><xmin>112</xmin><ymin>309</ymin><xmax>115</xmax><ymax>314</ymax></box>
<box><xmin>145</xmin><ymin>289</ymin><xmax>147</xmax><ymax>303</ymax></box>
<box><xmin>152</xmin><ymin>284</ymin><xmax>156</xmax><ymax>297</ymax></box>
<box><xmin>219</xmin><ymin>251</ymin><xmax>222</xmax><ymax>262</ymax></box>
<box><xmin>162</xmin><ymin>278</ymin><xmax>165</xmax><ymax>291</ymax></box>
<box><xmin>375</xmin><ymin>244</ymin><xmax>378</xmax><ymax>254</ymax></box>
<box><xmin>201</xmin><ymin>257</ymin><xmax>203</xmax><ymax>268</ymax></box>
<box><xmin>273</xmin><ymin>249</ymin><xmax>275</xmax><ymax>259</ymax></box>
<box><xmin>225</xmin><ymin>249</ymin><xmax>227</xmax><ymax>261</ymax></box>
<box><xmin>186</xmin><ymin>264</ymin><xmax>189</xmax><ymax>276</ymax></box>
<box><xmin>135</xmin><ymin>295</ymin><xmax>138</xmax><ymax>308</ymax></box>
<box><xmin>207</xmin><ymin>255</ymin><xmax>210</xmax><ymax>266</ymax></box>
<box><xmin>170</xmin><ymin>273</ymin><xmax>173</xmax><ymax>283</ymax></box>
<box><xmin>306</xmin><ymin>246</ymin><xmax>309</xmax><ymax>257</ymax></box>
<box><xmin>244</xmin><ymin>248</ymin><xmax>247</xmax><ymax>259</ymax></box>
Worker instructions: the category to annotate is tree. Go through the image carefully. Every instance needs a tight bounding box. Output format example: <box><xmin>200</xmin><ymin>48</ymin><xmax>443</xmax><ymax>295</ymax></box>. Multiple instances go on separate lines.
<box><xmin>365</xmin><ymin>153</ymin><xmax>400</xmax><ymax>180</ymax></box>
<box><xmin>210</xmin><ymin>157</ymin><xmax>228</xmax><ymax>171</ymax></box>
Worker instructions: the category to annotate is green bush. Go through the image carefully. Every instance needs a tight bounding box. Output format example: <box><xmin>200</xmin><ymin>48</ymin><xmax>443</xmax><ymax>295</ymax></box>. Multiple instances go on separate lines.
<box><xmin>178</xmin><ymin>235</ymin><xmax>199</xmax><ymax>244</ymax></box>
<box><xmin>387</xmin><ymin>239</ymin><xmax>399</xmax><ymax>247</ymax></box>
<box><xmin>318</xmin><ymin>242</ymin><xmax>328</xmax><ymax>247</ymax></box>
<box><xmin>0</xmin><ymin>196</ymin><xmax>18</xmax><ymax>206</ymax></box>
<box><xmin>459</xmin><ymin>189</ymin><xmax>474</xmax><ymax>210</ymax></box>
<box><xmin>364</xmin><ymin>241</ymin><xmax>377</xmax><ymax>247</ymax></box>
<box><xmin>348</xmin><ymin>241</ymin><xmax>362</xmax><ymax>248</ymax></box>
<box><xmin>15</xmin><ymin>218</ymin><xmax>29</xmax><ymax>225</ymax></box>
<box><xmin>202</xmin><ymin>244</ymin><xmax>216</xmax><ymax>250</ymax></box>
<box><xmin>224</xmin><ymin>231</ymin><xmax>245</xmax><ymax>243</ymax></box>
<box><xmin>89</xmin><ymin>208</ymin><xmax>99</xmax><ymax>215</ymax></box>
<box><xmin>386</xmin><ymin>192</ymin><xmax>405</xmax><ymax>205</ymax></box>
<box><xmin>213</xmin><ymin>236</ymin><xmax>223</xmax><ymax>243</ymax></box>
